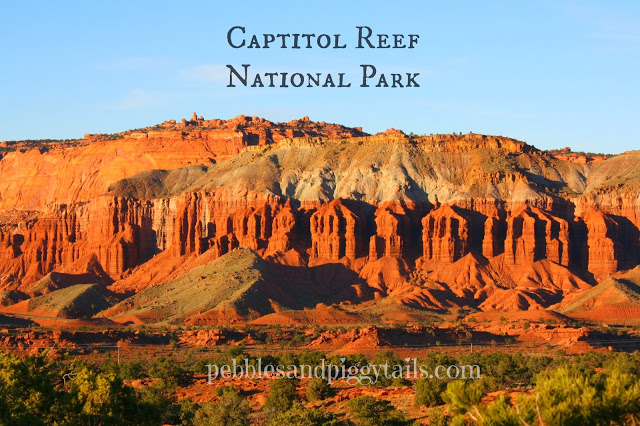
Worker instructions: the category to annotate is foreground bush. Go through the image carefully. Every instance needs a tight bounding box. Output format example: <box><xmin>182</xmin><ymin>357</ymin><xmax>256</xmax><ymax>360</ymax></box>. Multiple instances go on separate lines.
<box><xmin>0</xmin><ymin>352</ymin><xmax>73</xmax><ymax>424</ymax></box>
<box><xmin>444</xmin><ymin>365</ymin><xmax>640</xmax><ymax>425</ymax></box>
<box><xmin>264</xmin><ymin>376</ymin><xmax>300</xmax><ymax>414</ymax></box>
<box><xmin>414</xmin><ymin>376</ymin><xmax>450</xmax><ymax>407</ymax></box>
<box><xmin>347</xmin><ymin>395</ymin><xmax>410</xmax><ymax>426</ymax></box>
<box><xmin>148</xmin><ymin>356</ymin><xmax>193</xmax><ymax>387</ymax></box>
<box><xmin>266</xmin><ymin>403</ymin><xmax>343</xmax><ymax>425</ymax></box>
<box><xmin>306</xmin><ymin>378</ymin><xmax>335</xmax><ymax>401</ymax></box>
<box><xmin>194</xmin><ymin>390</ymin><xmax>250</xmax><ymax>426</ymax></box>
<box><xmin>0</xmin><ymin>351</ymin><xmax>194</xmax><ymax>425</ymax></box>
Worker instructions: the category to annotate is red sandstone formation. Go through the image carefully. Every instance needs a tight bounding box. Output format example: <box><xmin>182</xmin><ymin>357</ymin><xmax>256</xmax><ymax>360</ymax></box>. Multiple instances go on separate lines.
<box><xmin>546</xmin><ymin>147</ymin><xmax>610</xmax><ymax>164</ymax></box>
<box><xmin>309</xmin><ymin>199</ymin><xmax>363</xmax><ymax>263</ymax></box>
<box><xmin>582</xmin><ymin>210</ymin><xmax>621</xmax><ymax>279</ymax></box>
<box><xmin>1</xmin><ymin>116</ymin><xmax>639</xmax><ymax>321</ymax></box>
<box><xmin>503</xmin><ymin>207</ymin><xmax>569</xmax><ymax>267</ymax></box>
<box><xmin>369</xmin><ymin>202</ymin><xmax>413</xmax><ymax>260</ymax></box>
<box><xmin>0</xmin><ymin>114</ymin><xmax>365</xmax><ymax>212</ymax></box>
<box><xmin>422</xmin><ymin>205</ymin><xmax>469</xmax><ymax>263</ymax></box>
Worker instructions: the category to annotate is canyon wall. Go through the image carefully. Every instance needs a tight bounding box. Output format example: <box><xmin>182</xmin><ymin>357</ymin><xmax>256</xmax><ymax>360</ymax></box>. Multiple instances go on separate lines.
<box><xmin>1</xmin><ymin>118</ymin><xmax>639</xmax><ymax>307</ymax></box>
<box><xmin>0</xmin><ymin>114</ymin><xmax>365</xmax><ymax>211</ymax></box>
<box><xmin>1</xmin><ymin>189</ymin><xmax>638</xmax><ymax>294</ymax></box>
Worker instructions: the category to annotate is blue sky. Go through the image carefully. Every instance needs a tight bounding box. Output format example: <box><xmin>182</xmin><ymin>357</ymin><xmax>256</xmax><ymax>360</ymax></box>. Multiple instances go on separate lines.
<box><xmin>1</xmin><ymin>1</ymin><xmax>638</xmax><ymax>153</ymax></box>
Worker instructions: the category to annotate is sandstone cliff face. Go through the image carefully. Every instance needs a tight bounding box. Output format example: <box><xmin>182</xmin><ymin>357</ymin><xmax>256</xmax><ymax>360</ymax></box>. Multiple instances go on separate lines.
<box><xmin>482</xmin><ymin>217</ymin><xmax>504</xmax><ymax>259</ymax></box>
<box><xmin>171</xmin><ymin>190</ymin><xmax>283</xmax><ymax>258</ymax></box>
<box><xmin>369</xmin><ymin>202</ymin><xmax>415</xmax><ymax>260</ymax></box>
<box><xmin>265</xmin><ymin>200</ymin><xmax>298</xmax><ymax>256</ymax></box>
<box><xmin>1</xmin><ymin>190</ymin><xmax>630</xmax><ymax>305</ymax></box>
<box><xmin>309</xmin><ymin>199</ymin><xmax>363</xmax><ymax>262</ymax></box>
<box><xmin>0</xmin><ymin>115</ymin><xmax>365</xmax><ymax>211</ymax></box>
<box><xmin>575</xmin><ymin>193</ymin><xmax>640</xmax><ymax>275</ymax></box>
<box><xmin>503</xmin><ymin>207</ymin><xmax>569</xmax><ymax>267</ymax></box>
<box><xmin>422</xmin><ymin>205</ymin><xmax>469</xmax><ymax>263</ymax></box>
<box><xmin>1</xmin><ymin>117</ymin><xmax>640</xmax><ymax>314</ymax></box>
<box><xmin>581</xmin><ymin>210</ymin><xmax>621</xmax><ymax>280</ymax></box>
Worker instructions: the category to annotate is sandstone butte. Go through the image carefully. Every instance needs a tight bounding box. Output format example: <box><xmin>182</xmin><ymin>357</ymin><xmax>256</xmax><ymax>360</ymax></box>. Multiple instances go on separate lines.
<box><xmin>0</xmin><ymin>113</ymin><xmax>639</xmax><ymax>324</ymax></box>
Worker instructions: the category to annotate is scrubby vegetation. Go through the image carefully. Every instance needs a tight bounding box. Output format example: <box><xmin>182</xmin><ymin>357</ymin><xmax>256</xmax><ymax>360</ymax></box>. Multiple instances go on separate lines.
<box><xmin>444</xmin><ymin>366</ymin><xmax>640</xmax><ymax>425</ymax></box>
<box><xmin>1</xmin><ymin>349</ymin><xmax>640</xmax><ymax>424</ymax></box>
<box><xmin>348</xmin><ymin>395</ymin><xmax>410</xmax><ymax>425</ymax></box>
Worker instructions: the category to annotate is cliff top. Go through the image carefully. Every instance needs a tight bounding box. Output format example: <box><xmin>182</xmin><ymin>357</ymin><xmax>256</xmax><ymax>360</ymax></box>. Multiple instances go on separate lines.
<box><xmin>1</xmin><ymin>115</ymin><xmax>637</xmax><ymax>211</ymax></box>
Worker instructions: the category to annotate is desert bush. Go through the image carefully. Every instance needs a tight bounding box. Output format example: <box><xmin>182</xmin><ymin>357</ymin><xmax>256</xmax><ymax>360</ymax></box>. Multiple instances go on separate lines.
<box><xmin>148</xmin><ymin>356</ymin><xmax>193</xmax><ymax>387</ymax></box>
<box><xmin>446</xmin><ymin>365</ymin><xmax>640</xmax><ymax>425</ymax></box>
<box><xmin>215</xmin><ymin>384</ymin><xmax>240</xmax><ymax>397</ymax></box>
<box><xmin>372</xmin><ymin>350</ymin><xmax>402</xmax><ymax>368</ymax></box>
<box><xmin>428</xmin><ymin>407</ymin><xmax>451</xmax><ymax>426</ymax></box>
<box><xmin>103</xmin><ymin>359</ymin><xmax>147</xmax><ymax>380</ymax></box>
<box><xmin>264</xmin><ymin>376</ymin><xmax>300</xmax><ymax>413</ymax></box>
<box><xmin>194</xmin><ymin>390</ymin><xmax>250</xmax><ymax>426</ymax></box>
<box><xmin>70</xmin><ymin>366</ymin><xmax>146</xmax><ymax>425</ymax></box>
<box><xmin>306</xmin><ymin>378</ymin><xmax>334</xmax><ymax>401</ymax></box>
<box><xmin>298</xmin><ymin>350</ymin><xmax>325</xmax><ymax>368</ymax></box>
<box><xmin>442</xmin><ymin>380</ymin><xmax>486</xmax><ymax>416</ymax></box>
<box><xmin>0</xmin><ymin>351</ymin><xmax>198</xmax><ymax>425</ymax></box>
<box><xmin>266</xmin><ymin>403</ymin><xmax>343</xmax><ymax>425</ymax></box>
<box><xmin>0</xmin><ymin>352</ymin><xmax>72</xmax><ymax>424</ymax></box>
<box><xmin>347</xmin><ymin>395</ymin><xmax>410</xmax><ymax>426</ymax></box>
<box><xmin>414</xmin><ymin>377</ymin><xmax>449</xmax><ymax>407</ymax></box>
<box><xmin>135</xmin><ymin>380</ymin><xmax>180</xmax><ymax>424</ymax></box>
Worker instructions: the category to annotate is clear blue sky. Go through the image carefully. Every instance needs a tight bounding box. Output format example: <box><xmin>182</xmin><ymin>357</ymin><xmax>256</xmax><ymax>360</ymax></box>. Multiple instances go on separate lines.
<box><xmin>1</xmin><ymin>0</ymin><xmax>638</xmax><ymax>153</ymax></box>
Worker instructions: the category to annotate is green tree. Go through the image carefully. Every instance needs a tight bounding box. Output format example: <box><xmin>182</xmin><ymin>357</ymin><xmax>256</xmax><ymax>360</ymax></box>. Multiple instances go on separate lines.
<box><xmin>136</xmin><ymin>379</ymin><xmax>179</xmax><ymax>425</ymax></box>
<box><xmin>264</xmin><ymin>377</ymin><xmax>300</xmax><ymax>414</ymax></box>
<box><xmin>266</xmin><ymin>403</ymin><xmax>343</xmax><ymax>425</ymax></box>
<box><xmin>442</xmin><ymin>380</ymin><xmax>485</xmax><ymax>419</ymax></box>
<box><xmin>194</xmin><ymin>390</ymin><xmax>250</xmax><ymax>426</ymax></box>
<box><xmin>347</xmin><ymin>395</ymin><xmax>409</xmax><ymax>426</ymax></box>
<box><xmin>446</xmin><ymin>366</ymin><xmax>640</xmax><ymax>425</ymax></box>
<box><xmin>428</xmin><ymin>407</ymin><xmax>451</xmax><ymax>426</ymax></box>
<box><xmin>148</xmin><ymin>357</ymin><xmax>193</xmax><ymax>387</ymax></box>
<box><xmin>414</xmin><ymin>377</ymin><xmax>449</xmax><ymax>407</ymax></box>
<box><xmin>71</xmin><ymin>367</ymin><xmax>142</xmax><ymax>424</ymax></box>
<box><xmin>306</xmin><ymin>378</ymin><xmax>334</xmax><ymax>402</ymax></box>
<box><xmin>0</xmin><ymin>351</ymin><xmax>72</xmax><ymax>424</ymax></box>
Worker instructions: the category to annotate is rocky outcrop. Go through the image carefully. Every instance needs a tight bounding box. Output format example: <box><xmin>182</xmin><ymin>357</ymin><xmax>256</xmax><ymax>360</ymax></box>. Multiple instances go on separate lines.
<box><xmin>0</xmin><ymin>206</ymin><xmax>81</xmax><ymax>288</ymax></box>
<box><xmin>575</xmin><ymin>193</ymin><xmax>640</xmax><ymax>273</ymax></box>
<box><xmin>422</xmin><ymin>205</ymin><xmax>469</xmax><ymax>263</ymax></box>
<box><xmin>171</xmin><ymin>191</ymin><xmax>287</xmax><ymax>259</ymax></box>
<box><xmin>1</xmin><ymin>195</ymin><xmax>633</xmax><ymax>297</ymax></box>
<box><xmin>265</xmin><ymin>200</ymin><xmax>298</xmax><ymax>255</ymax></box>
<box><xmin>504</xmin><ymin>207</ymin><xmax>570</xmax><ymax>267</ymax></box>
<box><xmin>482</xmin><ymin>216</ymin><xmax>504</xmax><ymax>258</ymax></box>
<box><xmin>0</xmin><ymin>115</ymin><xmax>366</xmax><ymax>211</ymax></box>
<box><xmin>2</xmin><ymin>117</ymin><xmax>640</xmax><ymax>315</ymax></box>
<box><xmin>582</xmin><ymin>210</ymin><xmax>621</xmax><ymax>279</ymax></box>
<box><xmin>369</xmin><ymin>202</ymin><xmax>413</xmax><ymax>260</ymax></box>
<box><xmin>309</xmin><ymin>199</ymin><xmax>363</xmax><ymax>262</ymax></box>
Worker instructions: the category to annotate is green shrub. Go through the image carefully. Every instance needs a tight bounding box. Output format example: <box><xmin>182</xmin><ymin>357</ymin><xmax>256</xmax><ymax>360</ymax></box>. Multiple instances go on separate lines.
<box><xmin>136</xmin><ymin>380</ymin><xmax>178</xmax><ymax>424</ymax></box>
<box><xmin>298</xmin><ymin>350</ymin><xmax>325</xmax><ymax>368</ymax></box>
<box><xmin>264</xmin><ymin>377</ymin><xmax>300</xmax><ymax>414</ymax></box>
<box><xmin>447</xmin><ymin>365</ymin><xmax>640</xmax><ymax>425</ymax></box>
<box><xmin>442</xmin><ymin>380</ymin><xmax>485</xmax><ymax>416</ymax></box>
<box><xmin>347</xmin><ymin>395</ymin><xmax>409</xmax><ymax>426</ymax></box>
<box><xmin>0</xmin><ymin>352</ymin><xmax>74</xmax><ymax>424</ymax></box>
<box><xmin>306</xmin><ymin>378</ymin><xmax>334</xmax><ymax>401</ymax></box>
<box><xmin>70</xmin><ymin>367</ymin><xmax>143</xmax><ymax>424</ymax></box>
<box><xmin>148</xmin><ymin>357</ymin><xmax>193</xmax><ymax>387</ymax></box>
<box><xmin>266</xmin><ymin>403</ymin><xmax>342</xmax><ymax>425</ymax></box>
<box><xmin>194</xmin><ymin>391</ymin><xmax>250</xmax><ymax>426</ymax></box>
<box><xmin>414</xmin><ymin>377</ymin><xmax>449</xmax><ymax>407</ymax></box>
<box><xmin>428</xmin><ymin>407</ymin><xmax>451</xmax><ymax>426</ymax></box>
<box><xmin>215</xmin><ymin>385</ymin><xmax>240</xmax><ymax>397</ymax></box>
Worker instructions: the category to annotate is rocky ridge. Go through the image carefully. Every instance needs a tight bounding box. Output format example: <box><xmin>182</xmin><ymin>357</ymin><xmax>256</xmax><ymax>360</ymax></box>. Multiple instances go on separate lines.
<box><xmin>1</xmin><ymin>115</ymin><xmax>639</xmax><ymax>323</ymax></box>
